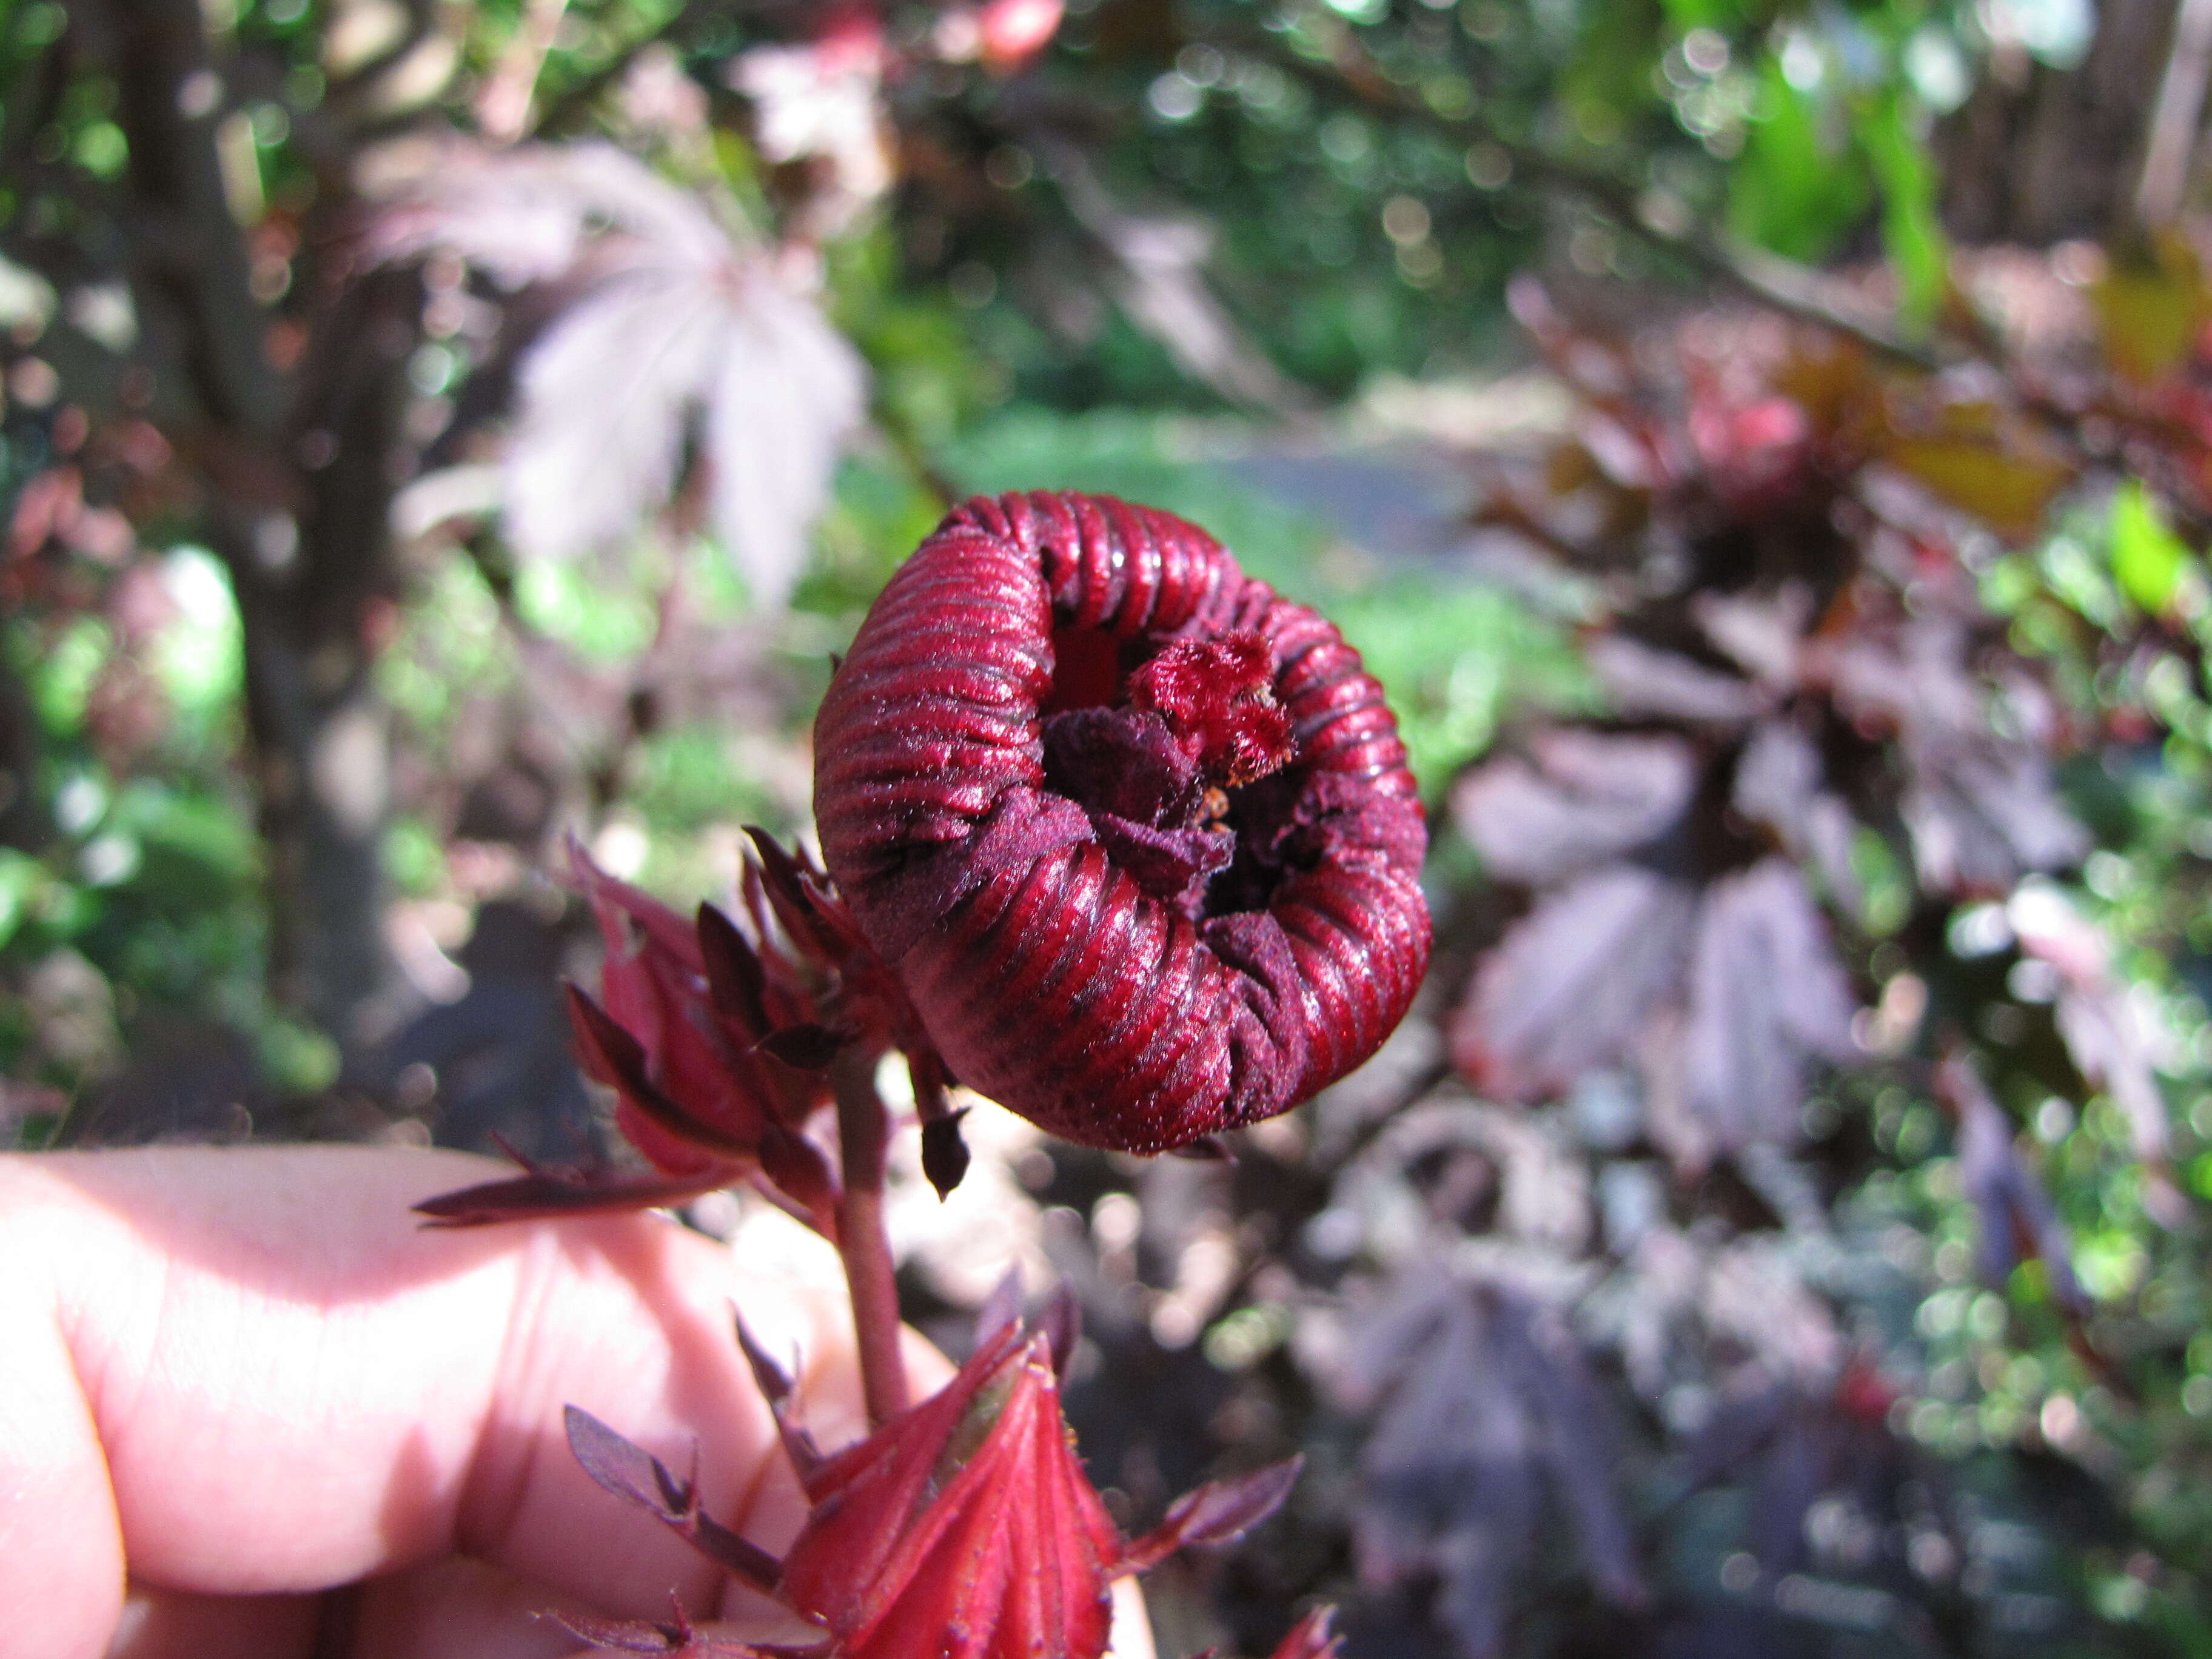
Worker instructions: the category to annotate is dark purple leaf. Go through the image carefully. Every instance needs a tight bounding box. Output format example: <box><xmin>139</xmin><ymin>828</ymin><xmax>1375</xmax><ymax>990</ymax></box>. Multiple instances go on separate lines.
<box><xmin>974</xmin><ymin>1265</ymin><xmax>1026</xmax><ymax>1346</ymax></box>
<box><xmin>563</xmin><ymin>1406</ymin><xmax>782</xmax><ymax>1591</ymax></box>
<box><xmin>548</xmin><ymin>1598</ymin><xmax>797</xmax><ymax>1657</ymax></box>
<box><xmin>732</xmin><ymin>1311</ymin><xmax>826</xmax><ymax>1488</ymax></box>
<box><xmin>1674</xmin><ymin>860</ymin><xmax>1858</xmax><ymax>1162</ymax></box>
<box><xmin>1452</xmin><ymin>863</ymin><xmax>1697</xmax><ymax>1101</ymax></box>
<box><xmin>1584</xmin><ymin>635</ymin><xmax>1762</xmax><ymax>725</ymax></box>
<box><xmin>548</xmin><ymin>1607</ymin><xmax>697</xmax><ymax>1654</ymax></box>
<box><xmin>1680</xmin><ymin>1367</ymin><xmax>1919</xmax><ymax>1581</ymax></box>
<box><xmin>414</xmin><ymin>1164</ymin><xmax>737</xmax><ymax>1228</ymax></box>
<box><xmin>754</xmin><ymin>1024</ymin><xmax>849</xmax><ymax>1070</ymax></box>
<box><xmin>1039</xmin><ymin>1284</ymin><xmax>1082</xmax><ymax>1382</ymax></box>
<box><xmin>1492</xmin><ymin>1293</ymin><xmax>1646</xmax><ymax>1609</ymax></box>
<box><xmin>1121</xmin><ymin>1456</ymin><xmax>1304</xmax><ymax>1572</ymax></box>
<box><xmin>1692</xmin><ymin>588</ymin><xmax>1812</xmax><ymax>689</ymax></box>
<box><xmin>696</xmin><ymin>902</ymin><xmax>771</xmax><ymax>1041</ymax></box>
<box><xmin>1731</xmin><ymin>720</ymin><xmax>1863</xmax><ymax>918</ymax></box>
<box><xmin>2009</xmin><ymin>888</ymin><xmax>2172</xmax><ymax>1161</ymax></box>
<box><xmin>1453</xmin><ymin>730</ymin><xmax>1699</xmax><ymax>885</ymax></box>
<box><xmin>1346</xmin><ymin>1279</ymin><xmax>1643</xmax><ymax>1659</ymax></box>
<box><xmin>1828</xmin><ymin>624</ymin><xmax>2086</xmax><ymax>896</ymax></box>
<box><xmin>1900</xmin><ymin>742</ymin><xmax>2090</xmax><ymax>897</ymax></box>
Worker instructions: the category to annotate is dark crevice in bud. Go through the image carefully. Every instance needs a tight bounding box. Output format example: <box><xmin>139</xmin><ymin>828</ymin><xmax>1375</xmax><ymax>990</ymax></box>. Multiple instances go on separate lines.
<box><xmin>1039</xmin><ymin>632</ymin><xmax>1300</xmax><ymax>923</ymax></box>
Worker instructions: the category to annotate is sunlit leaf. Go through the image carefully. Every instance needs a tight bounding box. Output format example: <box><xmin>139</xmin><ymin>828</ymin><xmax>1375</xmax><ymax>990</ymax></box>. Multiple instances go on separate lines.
<box><xmin>2108</xmin><ymin>480</ymin><xmax>2193</xmax><ymax>615</ymax></box>
<box><xmin>2093</xmin><ymin>235</ymin><xmax>2205</xmax><ymax>384</ymax></box>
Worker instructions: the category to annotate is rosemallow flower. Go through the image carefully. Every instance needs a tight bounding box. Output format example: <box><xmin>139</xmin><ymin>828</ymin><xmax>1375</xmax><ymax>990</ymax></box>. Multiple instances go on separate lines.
<box><xmin>814</xmin><ymin>491</ymin><xmax>1430</xmax><ymax>1152</ymax></box>
<box><xmin>552</xmin><ymin>1299</ymin><xmax>1305</xmax><ymax>1659</ymax></box>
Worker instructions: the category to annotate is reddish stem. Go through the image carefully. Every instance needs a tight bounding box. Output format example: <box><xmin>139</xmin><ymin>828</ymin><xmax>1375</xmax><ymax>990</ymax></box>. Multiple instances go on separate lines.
<box><xmin>831</xmin><ymin>1050</ymin><xmax>909</xmax><ymax>1427</ymax></box>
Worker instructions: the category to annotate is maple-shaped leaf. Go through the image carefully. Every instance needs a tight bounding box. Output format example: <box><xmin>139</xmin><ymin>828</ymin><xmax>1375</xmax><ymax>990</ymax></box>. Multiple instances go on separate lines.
<box><xmin>1583</xmin><ymin>635</ymin><xmax>1762</xmax><ymax>726</ymax></box>
<box><xmin>1452</xmin><ymin>730</ymin><xmax>1699</xmax><ymax>886</ymax></box>
<box><xmin>1674</xmin><ymin>860</ymin><xmax>1859</xmax><ymax>1162</ymax></box>
<box><xmin>1452</xmin><ymin>862</ymin><xmax>1697</xmax><ymax>1101</ymax></box>
<box><xmin>370</xmin><ymin>139</ymin><xmax>731</xmax><ymax>286</ymax></box>
<box><xmin>1730</xmin><ymin>719</ymin><xmax>1862</xmax><ymax>917</ymax></box>
<box><xmin>1827</xmin><ymin>623</ymin><xmax>2087</xmax><ymax>897</ymax></box>
<box><xmin>371</xmin><ymin>139</ymin><xmax>865</xmax><ymax>606</ymax></box>
<box><xmin>1342</xmin><ymin>1276</ymin><xmax>1644</xmax><ymax>1658</ymax></box>
<box><xmin>1680</xmin><ymin>1365</ymin><xmax>1922</xmax><ymax>1583</ymax></box>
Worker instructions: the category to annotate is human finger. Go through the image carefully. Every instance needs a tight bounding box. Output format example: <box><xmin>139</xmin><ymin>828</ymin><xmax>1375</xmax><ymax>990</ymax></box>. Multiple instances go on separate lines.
<box><xmin>0</xmin><ymin>1145</ymin><xmax>871</xmax><ymax>1658</ymax></box>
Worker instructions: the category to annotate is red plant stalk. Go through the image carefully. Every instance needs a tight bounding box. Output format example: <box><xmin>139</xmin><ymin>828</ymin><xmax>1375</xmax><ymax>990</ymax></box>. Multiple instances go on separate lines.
<box><xmin>829</xmin><ymin>1049</ymin><xmax>910</xmax><ymax>1426</ymax></box>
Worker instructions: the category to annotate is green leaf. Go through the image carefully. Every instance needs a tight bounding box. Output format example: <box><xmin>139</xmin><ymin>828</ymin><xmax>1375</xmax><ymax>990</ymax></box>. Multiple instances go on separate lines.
<box><xmin>1729</xmin><ymin>57</ymin><xmax>1871</xmax><ymax>263</ymax></box>
<box><xmin>1855</xmin><ymin>90</ymin><xmax>1948</xmax><ymax>333</ymax></box>
<box><xmin>2109</xmin><ymin>480</ymin><xmax>2194</xmax><ymax>615</ymax></box>
<box><xmin>2093</xmin><ymin>236</ymin><xmax>2207</xmax><ymax>384</ymax></box>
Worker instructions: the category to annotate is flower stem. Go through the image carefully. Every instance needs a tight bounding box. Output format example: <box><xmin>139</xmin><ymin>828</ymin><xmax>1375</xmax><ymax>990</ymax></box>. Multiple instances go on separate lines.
<box><xmin>831</xmin><ymin>1049</ymin><xmax>909</xmax><ymax>1427</ymax></box>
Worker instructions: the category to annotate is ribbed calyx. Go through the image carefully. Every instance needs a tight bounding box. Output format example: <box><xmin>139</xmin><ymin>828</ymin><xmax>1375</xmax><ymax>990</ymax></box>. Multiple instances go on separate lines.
<box><xmin>814</xmin><ymin>491</ymin><xmax>1430</xmax><ymax>1152</ymax></box>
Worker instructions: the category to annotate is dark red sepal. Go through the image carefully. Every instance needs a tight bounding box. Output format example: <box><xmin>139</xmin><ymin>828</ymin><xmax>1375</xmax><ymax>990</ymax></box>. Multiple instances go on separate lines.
<box><xmin>755</xmin><ymin>1023</ymin><xmax>851</xmax><ymax>1070</ymax></box>
<box><xmin>563</xmin><ymin>1406</ymin><xmax>784</xmax><ymax>1592</ymax></box>
<box><xmin>733</xmin><ymin>1310</ymin><xmax>828</xmax><ymax>1487</ymax></box>
<box><xmin>1193</xmin><ymin>1606</ymin><xmax>1344</xmax><ymax>1659</ymax></box>
<box><xmin>548</xmin><ymin>1590</ymin><xmax>813</xmax><ymax>1657</ymax></box>
<box><xmin>920</xmin><ymin>1109</ymin><xmax>973</xmax><ymax>1199</ymax></box>
<box><xmin>1118</xmin><ymin>1455</ymin><xmax>1303</xmax><ymax>1574</ymax></box>
<box><xmin>697</xmin><ymin>901</ymin><xmax>773</xmax><ymax>1039</ymax></box>
<box><xmin>412</xmin><ymin>1161</ymin><xmax>739</xmax><ymax>1228</ymax></box>
<box><xmin>756</xmin><ymin>1119</ymin><xmax>840</xmax><ymax>1239</ymax></box>
<box><xmin>745</xmin><ymin>827</ymin><xmax>858</xmax><ymax>967</ymax></box>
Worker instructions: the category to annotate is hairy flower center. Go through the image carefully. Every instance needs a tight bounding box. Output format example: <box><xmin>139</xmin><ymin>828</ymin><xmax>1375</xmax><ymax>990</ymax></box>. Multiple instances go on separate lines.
<box><xmin>1041</xmin><ymin>632</ymin><xmax>1299</xmax><ymax>922</ymax></box>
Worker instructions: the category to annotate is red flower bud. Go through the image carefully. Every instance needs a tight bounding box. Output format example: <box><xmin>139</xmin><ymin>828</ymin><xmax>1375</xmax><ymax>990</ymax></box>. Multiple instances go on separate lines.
<box><xmin>815</xmin><ymin>492</ymin><xmax>1430</xmax><ymax>1152</ymax></box>
<box><xmin>416</xmin><ymin>837</ymin><xmax>845</xmax><ymax>1228</ymax></box>
<box><xmin>557</xmin><ymin>1304</ymin><xmax>1301</xmax><ymax>1659</ymax></box>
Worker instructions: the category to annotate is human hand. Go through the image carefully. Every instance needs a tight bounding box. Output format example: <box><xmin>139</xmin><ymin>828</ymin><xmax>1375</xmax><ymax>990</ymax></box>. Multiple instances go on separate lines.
<box><xmin>0</xmin><ymin>1145</ymin><xmax>1154</xmax><ymax>1659</ymax></box>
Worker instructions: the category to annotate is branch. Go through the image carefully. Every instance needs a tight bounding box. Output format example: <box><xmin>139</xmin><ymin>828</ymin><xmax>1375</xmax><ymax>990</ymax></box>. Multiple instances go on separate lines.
<box><xmin>2135</xmin><ymin>0</ymin><xmax>2212</xmax><ymax>230</ymax></box>
<box><xmin>527</xmin><ymin>5</ymin><xmax>716</xmax><ymax>141</ymax></box>
<box><xmin>92</xmin><ymin>0</ymin><xmax>281</xmax><ymax>440</ymax></box>
<box><xmin>1253</xmin><ymin>21</ymin><xmax>1938</xmax><ymax>372</ymax></box>
<box><xmin>477</xmin><ymin>0</ymin><xmax>572</xmax><ymax>145</ymax></box>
